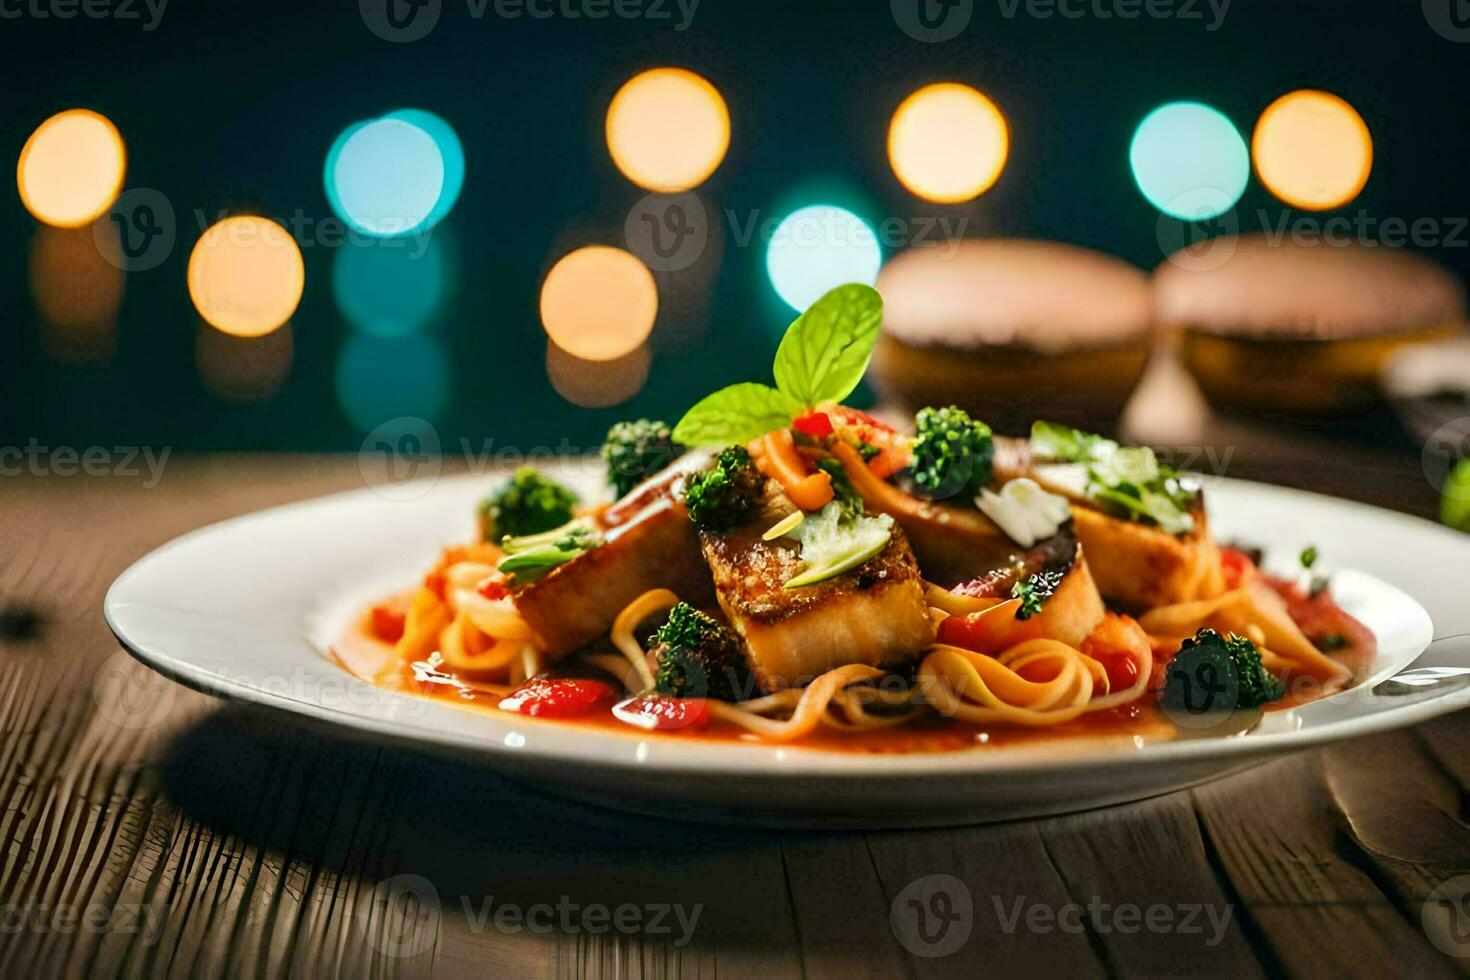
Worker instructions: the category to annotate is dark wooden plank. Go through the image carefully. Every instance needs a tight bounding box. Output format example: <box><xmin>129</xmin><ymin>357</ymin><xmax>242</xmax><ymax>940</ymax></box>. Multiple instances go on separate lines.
<box><xmin>779</xmin><ymin>835</ymin><xmax>909</xmax><ymax>980</ymax></box>
<box><xmin>1323</xmin><ymin>731</ymin><xmax>1470</xmax><ymax>882</ymax></box>
<box><xmin>1193</xmin><ymin>753</ymin><xmax>1457</xmax><ymax>978</ymax></box>
<box><xmin>1039</xmin><ymin>792</ymin><xmax>1266</xmax><ymax>979</ymax></box>
<box><xmin>866</xmin><ymin>821</ymin><xmax>1107</xmax><ymax>978</ymax></box>
<box><xmin>1417</xmin><ymin>710</ymin><xmax>1470</xmax><ymax>792</ymax></box>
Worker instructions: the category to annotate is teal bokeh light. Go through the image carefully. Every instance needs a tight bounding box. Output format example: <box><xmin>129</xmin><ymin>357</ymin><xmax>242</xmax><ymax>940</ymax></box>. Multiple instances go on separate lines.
<box><xmin>336</xmin><ymin>333</ymin><xmax>451</xmax><ymax>431</ymax></box>
<box><xmin>1129</xmin><ymin>101</ymin><xmax>1249</xmax><ymax>220</ymax></box>
<box><xmin>326</xmin><ymin>118</ymin><xmax>444</xmax><ymax>238</ymax></box>
<box><xmin>384</xmin><ymin>108</ymin><xmax>464</xmax><ymax>230</ymax></box>
<box><xmin>333</xmin><ymin>231</ymin><xmax>453</xmax><ymax>337</ymax></box>
<box><xmin>765</xmin><ymin>204</ymin><xmax>882</xmax><ymax>312</ymax></box>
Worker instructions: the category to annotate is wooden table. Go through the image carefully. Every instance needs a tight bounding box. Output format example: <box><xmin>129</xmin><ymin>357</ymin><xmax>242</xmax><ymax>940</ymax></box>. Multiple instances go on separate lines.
<box><xmin>2</xmin><ymin>445</ymin><xmax>1468</xmax><ymax>978</ymax></box>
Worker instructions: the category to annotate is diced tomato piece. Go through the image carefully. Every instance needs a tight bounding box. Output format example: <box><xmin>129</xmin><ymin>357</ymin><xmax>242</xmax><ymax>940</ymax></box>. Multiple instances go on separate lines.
<box><xmin>936</xmin><ymin>603</ymin><xmax>1043</xmax><ymax>655</ymax></box>
<box><xmin>498</xmin><ymin>678</ymin><xmax>619</xmax><ymax>718</ymax></box>
<box><xmin>1081</xmin><ymin>614</ymin><xmax>1150</xmax><ymax>695</ymax></box>
<box><xmin>1220</xmin><ymin>548</ymin><xmax>1257</xmax><ymax>590</ymax></box>
<box><xmin>793</xmin><ymin>411</ymin><xmax>835</xmax><ymax>438</ymax></box>
<box><xmin>370</xmin><ymin>603</ymin><xmax>407</xmax><ymax>643</ymax></box>
<box><xmin>477</xmin><ymin>577</ymin><xmax>510</xmax><ymax>601</ymax></box>
<box><xmin>612</xmin><ymin>695</ymin><xmax>712</xmax><ymax>732</ymax></box>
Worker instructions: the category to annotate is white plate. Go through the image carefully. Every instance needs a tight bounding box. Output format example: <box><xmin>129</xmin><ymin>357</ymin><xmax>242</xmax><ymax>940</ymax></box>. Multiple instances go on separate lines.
<box><xmin>104</xmin><ymin>467</ymin><xmax>1470</xmax><ymax>827</ymax></box>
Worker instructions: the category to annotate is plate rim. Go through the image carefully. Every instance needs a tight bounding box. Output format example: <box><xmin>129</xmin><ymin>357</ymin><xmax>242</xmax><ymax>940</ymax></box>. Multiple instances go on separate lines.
<box><xmin>103</xmin><ymin>471</ymin><xmax>1468</xmax><ymax>781</ymax></box>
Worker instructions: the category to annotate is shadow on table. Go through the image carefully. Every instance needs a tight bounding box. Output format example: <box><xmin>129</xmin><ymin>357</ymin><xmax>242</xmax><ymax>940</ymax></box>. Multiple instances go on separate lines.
<box><xmin>158</xmin><ymin>702</ymin><xmax>812</xmax><ymax>951</ymax></box>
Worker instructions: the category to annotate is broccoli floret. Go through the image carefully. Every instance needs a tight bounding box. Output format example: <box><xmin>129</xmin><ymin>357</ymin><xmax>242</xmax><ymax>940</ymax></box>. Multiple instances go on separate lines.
<box><xmin>651</xmin><ymin>603</ymin><xmax>750</xmax><ymax>701</ymax></box>
<box><xmin>684</xmin><ymin>446</ymin><xmax>764</xmax><ymax>532</ymax></box>
<box><xmin>479</xmin><ymin>467</ymin><xmax>578</xmax><ymax>540</ymax></box>
<box><xmin>910</xmin><ymin>406</ymin><xmax>994</xmax><ymax>501</ymax></box>
<box><xmin>602</xmin><ymin>419</ymin><xmax>685</xmax><ymax>499</ymax></box>
<box><xmin>1161</xmin><ymin>628</ymin><xmax>1285</xmax><ymax>715</ymax></box>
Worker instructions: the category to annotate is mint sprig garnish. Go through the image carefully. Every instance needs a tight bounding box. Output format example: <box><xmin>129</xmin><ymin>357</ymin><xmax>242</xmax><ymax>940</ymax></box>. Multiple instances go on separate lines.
<box><xmin>672</xmin><ymin>284</ymin><xmax>883</xmax><ymax>447</ymax></box>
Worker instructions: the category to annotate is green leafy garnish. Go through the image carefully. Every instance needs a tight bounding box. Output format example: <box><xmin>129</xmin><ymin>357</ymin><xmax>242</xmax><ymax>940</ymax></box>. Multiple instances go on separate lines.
<box><xmin>1030</xmin><ymin>420</ymin><xmax>1119</xmax><ymax>464</ymax></box>
<box><xmin>497</xmin><ymin>521</ymin><xmax>602</xmax><ymax>580</ymax></box>
<box><xmin>782</xmin><ymin>501</ymin><xmax>894</xmax><ymax>589</ymax></box>
<box><xmin>1317</xmin><ymin>633</ymin><xmax>1348</xmax><ymax>651</ymax></box>
<box><xmin>1011</xmin><ymin>569</ymin><xmax>1064</xmax><ymax>620</ymax></box>
<box><xmin>672</xmin><ymin>284</ymin><xmax>883</xmax><ymax>447</ymax></box>
<box><xmin>673</xmin><ymin>384</ymin><xmax>803</xmax><ymax>448</ymax></box>
<box><xmin>772</xmin><ymin>284</ymin><xmax>884</xmax><ymax>407</ymax></box>
<box><xmin>1300</xmin><ymin>546</ymin><xmax>1319</xmax><ymax>569</ymax></box>
<box><xmin>1088</xmin><ymin>446</ymin><xmax>1197</xmax><ymax>535</ymax></box>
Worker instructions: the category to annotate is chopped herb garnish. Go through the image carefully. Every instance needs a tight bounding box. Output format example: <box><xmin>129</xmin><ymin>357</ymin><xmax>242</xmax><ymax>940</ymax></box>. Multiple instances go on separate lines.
<box><xmin>1317</xmin><ymin>633</ymin><xmax>1349</xmax><ymax>651</ymax></box>
<box><xmin>815</xmin><ymin>457</ymin><xmax>864</xmax><ymax>519</ymax></box>
<box><xmin>497</xmin><ymin>521</ymin><xmax>602</xmax><ymax>581</ymax></box>
<box><xmin>1030</xmin><ymin>420</ymin><xmax>1118</xmax><ymax>464</ymax></box>
<box><xmin>1011</xmin><ymin>569</ymin><xmax>1065</xmax><ymax>620</ymax></box>
<box><xmin>1086</xmin><ymin>447</ymin><xmax>1197</xmax><ymax>535</ymax></box>
<box><xmin>1300</xmin><ymin>546</ymin><xmax>1319</xmax><ymax>570</ymax></box>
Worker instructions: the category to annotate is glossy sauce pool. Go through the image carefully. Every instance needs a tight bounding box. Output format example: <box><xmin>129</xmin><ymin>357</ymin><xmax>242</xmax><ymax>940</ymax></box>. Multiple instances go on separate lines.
<box><xmin>331</xmin><ymin>617</ymin><xmax>1184</xmax><ymax>754</ymax></box>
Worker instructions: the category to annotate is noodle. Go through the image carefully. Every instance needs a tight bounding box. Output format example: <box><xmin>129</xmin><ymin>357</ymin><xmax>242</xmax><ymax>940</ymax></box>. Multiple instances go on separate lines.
<box><xmin>367</xmin><ymin>531</ymin><xmax>1349</xmax><ymax>743</ymax></box>
<box><xmin>610</xmin><ymin>589</ymin><xmax>674</xmax><ymax>692</ymax></box>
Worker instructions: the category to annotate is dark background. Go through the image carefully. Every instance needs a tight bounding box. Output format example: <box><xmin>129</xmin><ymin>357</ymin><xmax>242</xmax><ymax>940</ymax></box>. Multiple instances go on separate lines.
<box><xmin>3</xmin><ymin>0</ymin><xmax>1467</xmax><ymax>453</ymax></box>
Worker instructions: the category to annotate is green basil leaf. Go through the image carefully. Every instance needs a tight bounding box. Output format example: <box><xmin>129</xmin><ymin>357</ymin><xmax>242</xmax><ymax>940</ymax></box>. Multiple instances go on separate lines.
<box><xmin>772</xmin><ymin>283</ymin><xmax>883</xmax><ymax>407</ymax></box>
<box><xmin>672</xmin><ymin>383</ymin><xmax>802</xmax><ymax>447</ymax></box>
<box><xmin>1030</xmin><ymin>420</ymin><xmax>1118</xmax><ymax>463</ymax></box>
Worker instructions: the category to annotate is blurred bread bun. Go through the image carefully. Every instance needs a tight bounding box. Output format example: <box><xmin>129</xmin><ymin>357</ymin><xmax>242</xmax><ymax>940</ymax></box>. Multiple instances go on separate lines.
<box><xmin>1156</xmin><ymin>234</ymin><xmax>1465</xmax><ymax>416</ymax></box>
<box><xmin>872</xmin><ymin>239</ymin><xmax>1153</xmax><ymax>433</ymax></box>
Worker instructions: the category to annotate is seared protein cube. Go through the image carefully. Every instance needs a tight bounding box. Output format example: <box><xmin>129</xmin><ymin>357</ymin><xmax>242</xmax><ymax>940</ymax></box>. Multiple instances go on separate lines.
<box><xmin>697</xmin><ymin>481</ymin><xmax>934</xmax><ymax>693</ymax></box>
<box><xmin>512</xmin><ymin>453</ymin><xmax>714</xmax><ymax>657</ymax></box>
<box><xmin>992</xmin><ymin>434</ymin><xmax>1225</xmax><ymax>610</ymax></box>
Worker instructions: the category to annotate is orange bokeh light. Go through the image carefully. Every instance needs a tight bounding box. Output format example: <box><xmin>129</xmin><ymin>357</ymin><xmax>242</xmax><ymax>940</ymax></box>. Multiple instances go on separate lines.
<box><xmin>1253</xmin><ymin>90</ymin><xmax>1373</xmax><ymax>211</ymax></box>
<box><xmin>606</xmin><ymin>68</ymin><xmax>730</xmax><ymax>192</ymax></box>
<box><xmin>540</xmin><ymin>246</ymin><xmax>658</xmax><ymax>361</ymax></box>
<box><xmin>888</xmin><ymin>83</ymin><xmax>1010</xmax><ymax>204</ymax></box>
<box><xmin>187</xmin><ymin>216</ymin><xmax>305</xmax><ymax>338</ymax></box>
<box><xmin>18</xmin><ymin>109</ymin><xmax>127</xmax><ymax>228</ymax></box>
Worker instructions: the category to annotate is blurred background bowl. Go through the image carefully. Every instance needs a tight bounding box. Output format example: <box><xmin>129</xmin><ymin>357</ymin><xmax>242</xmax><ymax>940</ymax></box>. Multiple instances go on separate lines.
<box><xmin>1156</xmin><ymin>234</ymin><xmax>1466</xmax><ymax>418</ymax></box>
<box><xmin>871</xmin><ymin>239</ymin><xmax>1153</xmax><ymax>435</ymax></box>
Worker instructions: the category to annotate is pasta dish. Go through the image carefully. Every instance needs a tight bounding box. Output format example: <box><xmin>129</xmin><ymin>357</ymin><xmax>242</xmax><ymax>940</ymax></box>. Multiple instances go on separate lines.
<box><xmin>335</xmin><ymin>284</ymin><xmax>1374</xmax><ymax>752</ymax></box>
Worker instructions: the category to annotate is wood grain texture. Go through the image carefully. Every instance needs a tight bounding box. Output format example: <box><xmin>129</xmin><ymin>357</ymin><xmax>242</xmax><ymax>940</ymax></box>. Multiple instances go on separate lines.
<box><xmin>0</xmin><ymin>455</ymin><xmax>1465</xmax><ymax>978</ymax></box>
